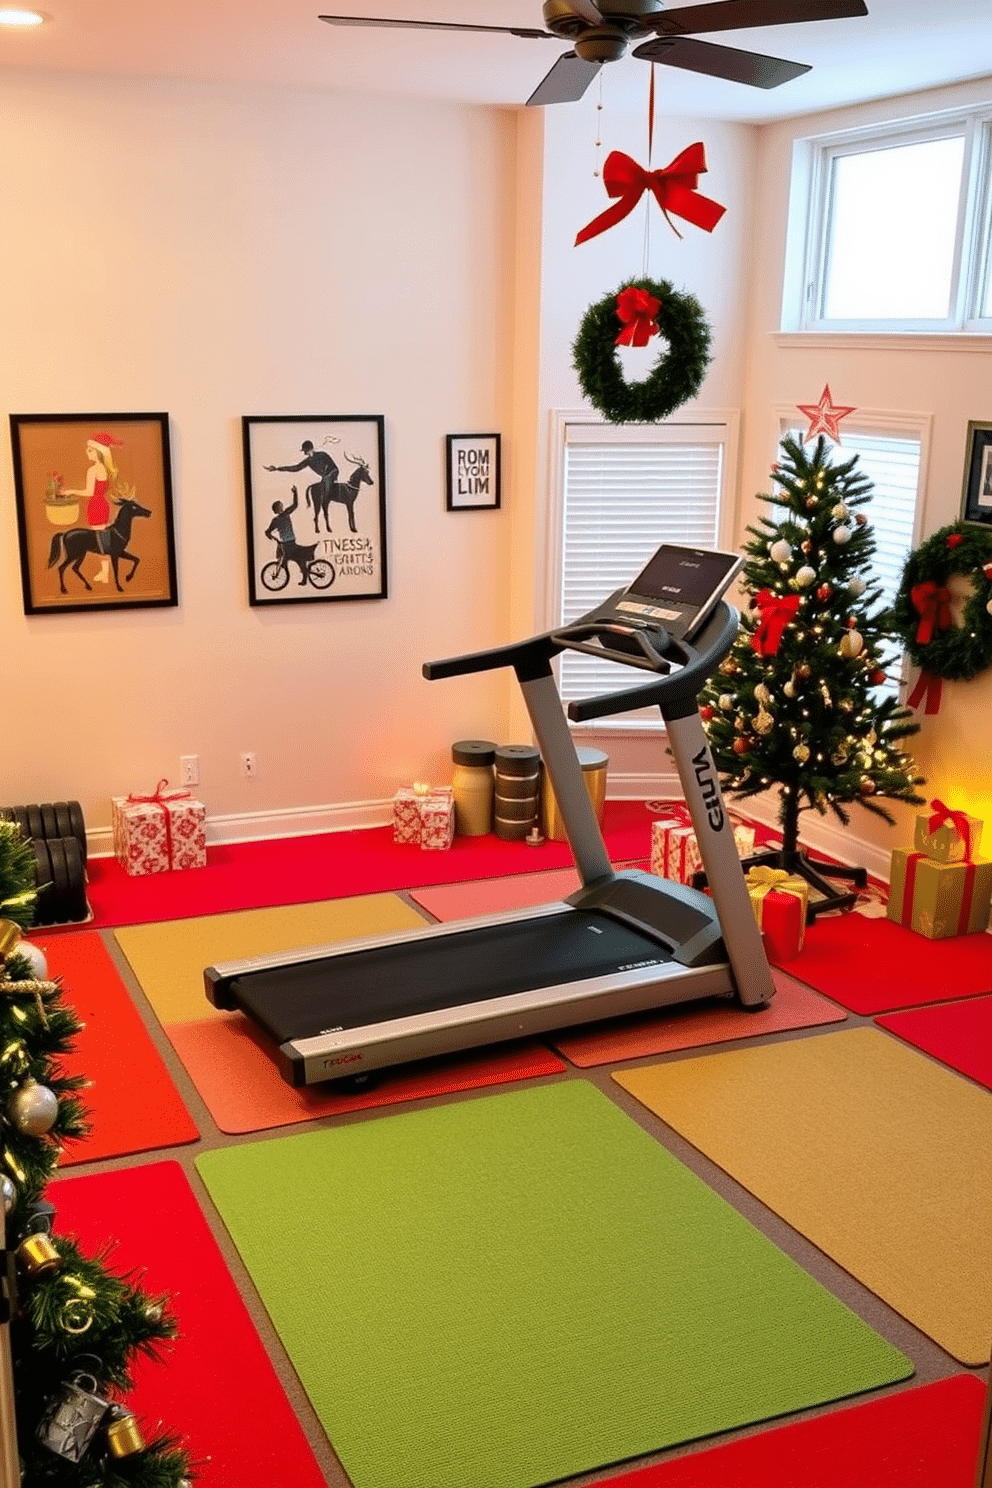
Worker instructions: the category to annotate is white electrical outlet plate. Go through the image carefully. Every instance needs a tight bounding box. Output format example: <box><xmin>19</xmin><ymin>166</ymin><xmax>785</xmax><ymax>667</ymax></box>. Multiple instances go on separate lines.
<box><xmin>241</xmin><ymin>752</ymin><xmax>257</xmax><ymax>778</ymax></box>
<box><xmin>180</xmin><ymin>755</ymin><xmax>199</xmax><ymax>786</ymax></box>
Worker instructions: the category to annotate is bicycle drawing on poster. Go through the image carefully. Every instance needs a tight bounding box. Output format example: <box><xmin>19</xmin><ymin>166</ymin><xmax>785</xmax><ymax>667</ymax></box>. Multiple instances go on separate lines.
<box><xmin>242</xmin><ymin>415</ymin><xmax>388</xmax><ymax>606</ymax></box>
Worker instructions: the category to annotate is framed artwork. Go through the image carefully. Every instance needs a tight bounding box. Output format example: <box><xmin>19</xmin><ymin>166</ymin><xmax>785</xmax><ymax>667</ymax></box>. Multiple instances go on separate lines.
<box><xmin>242</xmin><ymin>415</ymin><xmax>387</xmax><ymax>605</ymax></box>
<box><xmin>445</xmin><ymin>433</ymin><xmax>501</xmax><ymax>511</ymax></box>
<box><xmin>10</xmin><ymin>412</ymin><xmax>177</xmax><ymax>615</ymax></box>
<box><xmin>961</xmin><ymin>421</ymin><xmax>992</xmax><ymax>526</ymax></box>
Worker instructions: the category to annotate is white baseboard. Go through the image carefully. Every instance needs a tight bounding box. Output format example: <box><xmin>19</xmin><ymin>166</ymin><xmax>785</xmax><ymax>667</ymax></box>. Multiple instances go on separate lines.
<box><xmin>88</xmin><ymin>779</ymin><xmax>892</xmax><ymax>884</ymax></box>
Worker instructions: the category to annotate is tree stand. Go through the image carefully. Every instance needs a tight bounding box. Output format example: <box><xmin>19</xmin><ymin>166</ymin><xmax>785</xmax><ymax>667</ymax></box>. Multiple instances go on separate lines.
<box><xmin>739</xmin><ymin>846</ymin><xmax>866</xmax><ymax>923</ymax></box>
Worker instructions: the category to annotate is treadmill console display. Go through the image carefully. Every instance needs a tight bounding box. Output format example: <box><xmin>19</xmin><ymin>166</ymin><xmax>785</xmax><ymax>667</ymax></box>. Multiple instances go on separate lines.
<box><xmin>614</xmin><ymin>544</ymin><xmax>743</xmax><ymax>642</ymax></box>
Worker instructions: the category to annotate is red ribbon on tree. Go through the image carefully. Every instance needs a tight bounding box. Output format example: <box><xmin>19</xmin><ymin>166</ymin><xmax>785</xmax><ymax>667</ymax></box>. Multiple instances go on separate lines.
<box><xmin>575</xmin><ymin>144</ymin><xmax>726</xmax><ymax>246</ymax></box>
<box><xmin>751</xmin><ymin>590</ymin><xmax>800</xmax><ymax>656</ymax></box>
<box><xmin>910</xmin><ymin>580</ymin><xmax>952</xmax><ymax>644</ymax></box>
<box><xmin>927</xmin><ymin>797</ymin><xmax>974</xmax><ymax>859</ymax></box>
<box><xmin>614</xmin><ymin>286</ymin><xmax>661</xmax><ymax>347</ymax></box>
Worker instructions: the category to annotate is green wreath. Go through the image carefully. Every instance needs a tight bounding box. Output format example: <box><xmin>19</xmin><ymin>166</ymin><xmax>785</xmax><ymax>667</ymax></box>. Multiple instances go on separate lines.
<box><xmin>888</xmin><ymin>521</ymin><xmax>992</xmax><ymax>680</ymax></box>
<box><xmin>572</xmin><ymin>277</ymin><xmax>712</xmax><ymax>425</ymax></box>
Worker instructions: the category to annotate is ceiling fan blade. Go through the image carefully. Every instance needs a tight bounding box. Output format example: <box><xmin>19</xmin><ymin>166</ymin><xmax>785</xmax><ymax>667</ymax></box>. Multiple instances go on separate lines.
<box><xmin>526</xmin><ymin>52</ymin><xmax>603</xmax><ymax>106</ymax></box>
<box><xmin>317</xmin><ymin>15</ymin><xmax>555</xmax><ymax>41</ymax></box>
<box><xmin>647</xmin><ymin>0</ymin><xmax>868</xmax><ymax>37</ymax></box>
<box><xmin>633</xmin><ymin>34</ymin><xmax>810</xmax><ymax>88</ymax></box>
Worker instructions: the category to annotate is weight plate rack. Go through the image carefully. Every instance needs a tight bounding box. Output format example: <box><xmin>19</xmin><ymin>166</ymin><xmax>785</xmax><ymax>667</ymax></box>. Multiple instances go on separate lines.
<box><xmin>0</xmin><ymin>801</ymin><xmax>89</xmax><ymax>925</ymax></box>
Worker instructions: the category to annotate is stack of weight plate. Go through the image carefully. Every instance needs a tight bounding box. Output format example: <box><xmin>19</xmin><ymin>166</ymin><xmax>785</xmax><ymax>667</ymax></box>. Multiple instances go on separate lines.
<box><xmin>0</xmin><ymin>802</ymin><xmax>89</xmax><ymax>926</ymax></box>
<box><xmin>493</xmin><ymin>745</ymin><xmax>542</xmax><ymax>841</ymax></box>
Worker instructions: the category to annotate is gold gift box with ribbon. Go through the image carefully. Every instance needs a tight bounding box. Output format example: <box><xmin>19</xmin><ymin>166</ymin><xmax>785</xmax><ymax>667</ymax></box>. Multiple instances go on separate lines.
<box><xmin>913</xmin><ymin>799</ymin><xmax>983</xmax><ymax>865</ymax></box>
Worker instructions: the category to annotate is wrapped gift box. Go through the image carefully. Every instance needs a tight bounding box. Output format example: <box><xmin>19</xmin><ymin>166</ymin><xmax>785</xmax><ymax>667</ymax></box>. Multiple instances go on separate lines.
<box><xmin>888</xmin><ymin>848</ymin><xmax>992</xmax><ymax>939</ymax></box>
<box><xmin>393</xmin><ymin>785</ymin><xmax>455</xmax><ymax>850</ymax></box>
<box><xmin>913</xmin><ymin>802</ymin><xmax>983</xmax><ymax>865</ymax></box>
<box><xmin>651</xmin><ymin>819</ymin><xmax>756</xmax><ymax>884</ymax></box>
<box><xmin>746</xmin><ymin>866</ymin><xmax>808</xmax><ymax>964</ymax></box>
<box><xmin>111</xmin><ymin>784</ymin><xmax>206</xmax><ymax>875</ymax></box>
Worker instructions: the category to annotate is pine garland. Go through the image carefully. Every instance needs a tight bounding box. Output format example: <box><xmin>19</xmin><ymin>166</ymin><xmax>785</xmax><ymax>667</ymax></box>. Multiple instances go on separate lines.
<box><xmin>572</xmin><ymin>276</ymin><xmax>712</xmax><ymax>424</ymax></box>
<box><xmin>886</xmin><ymin>520</ymin><xmax>992</xmax><ymax>681</ymax></box>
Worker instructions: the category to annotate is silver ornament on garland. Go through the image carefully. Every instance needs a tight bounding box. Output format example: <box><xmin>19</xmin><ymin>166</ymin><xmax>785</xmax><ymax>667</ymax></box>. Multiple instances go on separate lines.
<box><xmin>8</xmin><ymin>1078</ymin><xmax>59</xmax><ymax>1136</ymax></box>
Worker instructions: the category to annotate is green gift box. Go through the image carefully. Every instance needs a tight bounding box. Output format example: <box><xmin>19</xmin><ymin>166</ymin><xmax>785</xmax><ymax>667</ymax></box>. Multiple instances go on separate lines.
<box><xmin>888</xmin><ymin>848</ymin><xmax>992</xmax><ymax>939</ymax></box>
<box><xmin>913</xmin><ymin>802</ymin><xmax>983</xmax><ymax>864</ymax></box>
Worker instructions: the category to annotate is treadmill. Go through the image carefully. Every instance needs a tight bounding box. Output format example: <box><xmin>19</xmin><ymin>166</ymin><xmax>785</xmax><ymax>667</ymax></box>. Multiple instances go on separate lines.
<box><xmin>205</xmin><ymin>544</ymin><xmax>775</xmax><ymax>1086</ymax></box>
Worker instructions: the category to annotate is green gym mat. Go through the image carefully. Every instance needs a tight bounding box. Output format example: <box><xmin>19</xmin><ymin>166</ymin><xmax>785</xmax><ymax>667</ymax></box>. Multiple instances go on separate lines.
<box><xmin>196</xmin><ymin>1082</ymin><xmax>911</xmax><ymax>1488</ymax></box>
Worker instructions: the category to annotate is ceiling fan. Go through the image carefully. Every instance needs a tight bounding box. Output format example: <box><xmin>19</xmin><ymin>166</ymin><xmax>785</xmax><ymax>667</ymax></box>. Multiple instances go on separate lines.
<box><xmin>318</xmin><ymin>0</ymin><xmax>869</xmax><ymax>106</ymax></box>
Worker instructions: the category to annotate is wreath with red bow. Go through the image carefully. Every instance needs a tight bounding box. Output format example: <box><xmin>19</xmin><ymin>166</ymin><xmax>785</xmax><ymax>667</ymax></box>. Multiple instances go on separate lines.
<box><xmin>572</xmin><ymin>276</ymin><xmax>712</xmax><ymax>425</ymax></box>
<box><xmin>887</xmin><ymin>521</ymin><xmax>992</xmax><ymax>712</ymax></box>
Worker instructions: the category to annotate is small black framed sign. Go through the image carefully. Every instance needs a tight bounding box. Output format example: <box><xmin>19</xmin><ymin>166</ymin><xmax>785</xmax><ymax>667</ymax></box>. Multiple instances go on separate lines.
<box><xmin>242</xmin><ymin>414</ymin><xmax>387</xmax><ymax>605</ymax></box>
<box><xmin>961</xmin><ymin>421</ymin><xmax>992</xmax><ymax>526</ymax></box>
<box><xmin>445</xmin><ymin>433</ymin><xmax>501</xmax><ymax>511</ymax></box>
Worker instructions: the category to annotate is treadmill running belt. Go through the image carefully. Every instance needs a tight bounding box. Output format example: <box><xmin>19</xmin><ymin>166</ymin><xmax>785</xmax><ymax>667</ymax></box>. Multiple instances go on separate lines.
<box><xmin>229</xmin><ymin>909</ymin><xmax>671</xmax><ymax>1044</ymax></box>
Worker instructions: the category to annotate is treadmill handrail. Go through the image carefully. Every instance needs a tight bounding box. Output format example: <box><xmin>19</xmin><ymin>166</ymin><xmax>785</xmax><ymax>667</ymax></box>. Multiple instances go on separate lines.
<box><xmin>564</xmin><ymin>602</ymin><xmax>739</xmax><ymax>723</ymax></box>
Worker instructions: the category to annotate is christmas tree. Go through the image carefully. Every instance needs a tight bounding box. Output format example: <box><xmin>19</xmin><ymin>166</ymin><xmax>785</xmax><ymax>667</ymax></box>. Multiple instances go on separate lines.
<box><xmin>699</xmin><ymin>433</ymin><xmax>924</xmax><ymax>908</ymax></box>
<box><xmin>0</xmin><ymin>820</ymin><xmax>192</xmax><ymax>1486</ymax></box>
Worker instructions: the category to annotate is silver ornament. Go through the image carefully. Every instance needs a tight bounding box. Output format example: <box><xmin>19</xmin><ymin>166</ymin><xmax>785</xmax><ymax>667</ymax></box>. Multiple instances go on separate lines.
<box><xmin>1</xmin><ymin>1174</ymin><xmax>15</xmax><ymax>1214</ymax></box>
<box><xmin>847</xmin><ymin>575</ymin><xmax>867</xmax><ymax>597</ymax></box>
<box><xmin>832</xmin><ymin>525</ymin><xmax>852</xmax><ymax>544</ymax></box>
<box><xmin>8</xmin><ymin>1078</ymin><xmax>59</xmax><ymax>1136</ymax></box>
<box><xmin>795</xmin><ymin>565</ymin><xmax>817</xmax><ymax>588</ymax></box>
<box><xmin>769</xmin><ymin>538</ymin><xmax>792</xmax><ymax>565</ymax></box>
<box><xmin>17</xmin><ymin>939</ymin><xmax>48</xmax><ymax>979</ymax></box>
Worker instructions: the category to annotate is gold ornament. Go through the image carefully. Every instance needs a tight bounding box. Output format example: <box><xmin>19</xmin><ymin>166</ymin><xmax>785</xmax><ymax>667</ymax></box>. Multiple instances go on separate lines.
<box><xmin>0</xmin><ymin>919</ymin><xmax>22</xmax><ymax>960</ymax></box>
<box><xmin>16</xmin><ymin>1231</ymin><xmax>61</xmax><ymax>1279</ymax></box>
<box><xmin>753</xmin><ymin>683</ymin><xmax>771</xmax><ymax>705</ymax></box>
<box><xmin>718</xmin><ymin>693</ymin><xmax>734</xmax><ymax>711</ymax></box>
<box><xmin>839</xmin><ymin>629</ymin><xmax>864</xmax><ymax>658</ymax></box>
<box><xmin>718</xmin><ymin>658</ymin><xmax>738</xmax><ymax>675</ymax></box>
<box><xmin>793</xmin><ymin>743</ymin><xmax>811</xmax><ymax>763</ymax></box>
<box><xmin>753</xmin><ymin>706</ymin><xmax>774</xmax><ymax>735</ymax></box>
<box><xmin>783</xmin><ymin>681</ymin><xmax>797</xmax><ymax>698</ymax></box>
<box><xmin>796</xmin><ymin>663</ymin><xmax>812</xmax><ymax>679</ymax></box>
<box><xmin>795</xmin><ymin>565</ymin><xmax>817</xmax><ymax>588</ymax></box>
<box><xmin>106</xmin><ymin>1410</ymin><xmax>146</xmax><ymax>1459</ymax></box>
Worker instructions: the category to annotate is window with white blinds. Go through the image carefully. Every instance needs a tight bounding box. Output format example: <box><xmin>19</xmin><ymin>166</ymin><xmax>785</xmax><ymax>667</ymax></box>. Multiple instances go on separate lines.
<box><xmin>779</xmin><ymin>420</ymin><xmax>924</xmax><ymax>698</ymax></box>
<box><xmin>556</xmin><ymin>420</ymin><xmax>731</xmax><ymax>715</ymax></box>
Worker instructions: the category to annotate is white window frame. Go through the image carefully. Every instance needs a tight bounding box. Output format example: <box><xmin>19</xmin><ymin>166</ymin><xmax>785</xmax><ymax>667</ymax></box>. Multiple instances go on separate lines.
<box><xmin>544</xmin><ymin>408</ymin><xmax>740</xmax><ymax>731</ymax></box>
<box><xmin>773</xmin><ymin>405</ymin><xmax>933</xmax><ymax>701</ymax></box>
<box><xmin>782</xmin><ymin>103</ymin><xmax>992</xmax><ymax>335</ymax></box>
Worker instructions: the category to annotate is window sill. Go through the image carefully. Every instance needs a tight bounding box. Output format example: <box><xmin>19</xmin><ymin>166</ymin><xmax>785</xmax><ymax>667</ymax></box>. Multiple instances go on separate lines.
<box><xmin>775</xmin><ymin>331</ymin><xmax>992</xmax><ymax>353</ymax></box>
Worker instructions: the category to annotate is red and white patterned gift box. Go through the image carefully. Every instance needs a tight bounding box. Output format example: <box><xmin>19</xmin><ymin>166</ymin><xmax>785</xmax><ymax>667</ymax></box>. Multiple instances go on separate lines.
<box><xmin>651</xmin><ymin>819</ymin><xmax>755</xmax><ymax>884</ymax></box>
<box><xmin>111</xmin><ymin>781</ymin><xmax>207</xmax><ymax>875</ymax></box>
<box><xmin>393</xmin><ymin>785</ymin><xmax>455</xmax><ymax>850</ymax></box>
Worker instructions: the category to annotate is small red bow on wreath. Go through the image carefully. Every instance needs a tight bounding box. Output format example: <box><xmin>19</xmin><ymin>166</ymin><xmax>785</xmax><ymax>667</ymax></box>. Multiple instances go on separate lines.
<box><xmin>751</xmin><ymin>590</ymin><xmax>800</xmax><ymax>656</ymax></box>
<box><xmin>910</xmin><ymin>580</ymin><xmax>952</xmax><ymax>645</ymax></box>
<box><xmin>615</xmin><ymin>286</ymin><xmax>661</xmax><ymax>348</ymax></box>
<box><xmin>575</xmin><ymin>144</ymin><xmax>726</xmax><ymax>246</ymax></box>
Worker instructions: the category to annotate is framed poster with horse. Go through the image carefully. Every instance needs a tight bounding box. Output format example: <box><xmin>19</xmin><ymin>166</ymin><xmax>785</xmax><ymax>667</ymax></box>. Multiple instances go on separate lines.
<box><xmin>10</xmin><ymin>412</ymin><xmax>178</xmax><ymax>616</ymax></box>
<box><xmin>242</xmin><ymin>415</ymin><xmax>388</xmax><ymax>606</ymax></box>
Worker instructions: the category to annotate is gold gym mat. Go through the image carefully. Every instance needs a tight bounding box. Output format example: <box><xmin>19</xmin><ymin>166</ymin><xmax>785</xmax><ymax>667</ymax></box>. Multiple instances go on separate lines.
<box><xmin>614</xmin><ymin>1027</ymin><xmax>992</xmax><ymax>1365</ymax></box>
<box><xmin>114</xmin><ymin>894</ymin><xmax>430</xmax><ymax>1025</ymax></box>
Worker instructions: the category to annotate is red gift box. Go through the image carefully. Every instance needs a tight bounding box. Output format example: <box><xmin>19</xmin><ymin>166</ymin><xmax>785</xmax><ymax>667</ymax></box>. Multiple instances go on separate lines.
<box><xmin>746</xmin><ymin>866</ymin><xmax>807</xmax><ymax>963</ymax></box>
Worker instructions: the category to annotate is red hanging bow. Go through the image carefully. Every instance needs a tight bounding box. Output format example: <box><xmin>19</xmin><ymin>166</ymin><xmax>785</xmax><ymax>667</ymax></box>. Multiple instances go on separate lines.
<box><xmin>615</xmin><ymin>286</ymin><xmax>661</xmax><ymax>348</ymax></box>
<box><xmin>910</xmin><ymin>580</ymin><xmax>952</xmax><ymax>645</ymax></box>
<box><xmin>927</xmin><ymin>797</ymin><xmax>974</xmax><ymax>859</ymax></box>
<box><xmin>907</xmin><ymin>669</ymin><xmax>943</xmax><ymax>715</ymax></box>
<box><xmin>751</xmin><ymin>590</ymin><xmax>800</xmax><ymax>656</ymax></box>
<box><xmin>575</xmin><ymin>144</ymin><xmax>726</xmax><ymax>246</ymax></box>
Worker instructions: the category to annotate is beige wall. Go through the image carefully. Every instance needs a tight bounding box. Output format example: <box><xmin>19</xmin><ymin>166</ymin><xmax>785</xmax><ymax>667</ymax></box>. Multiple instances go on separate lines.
<box><xmin>3</xmin><ymin>64</ymin><xmax>990</xmax><ymax>873</ymax></box>
<box><xmin>740</xmin><ymin>75</ymin><xmax>992</xmax><ymax>864</ymax></box>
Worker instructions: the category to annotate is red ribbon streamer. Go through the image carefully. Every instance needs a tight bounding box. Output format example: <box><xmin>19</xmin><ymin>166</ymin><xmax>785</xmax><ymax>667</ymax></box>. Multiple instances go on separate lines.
<box><xmin>902</xmin><ymin>850</ymin><xmax>976</xmax><ymax>935</ymax></box>
<box><xmin>127</xmin><ymin>778</ymin><xmax>191</xmax><ymax>866</ymax></box>
<box><xmin>907</xmin><ymin>669</ymin><xmax>943</xmax><ymax>715</ymax></box>
<box><xmin>575</xmin><ymin>144</ymin><xmax>726</xmax><ymax>246</ymax></box>
<box><xmin>910</xmin><ymin>580</ymin><xmax>951</xmax><ymax>645</ymax></box>
<box><xmin>927</xmin><ymin>797</ymin><xmax>973</xmax><ymax>860</ymax></box>
<box><xmin>751</xmin><ymin>590</ymin><xmax>800</xmax><ymax>656</ymax></box>
<box><xmin>615</xmin><ymin>286</ymin><xmax>660</xmax><ymax>348</ymax></box>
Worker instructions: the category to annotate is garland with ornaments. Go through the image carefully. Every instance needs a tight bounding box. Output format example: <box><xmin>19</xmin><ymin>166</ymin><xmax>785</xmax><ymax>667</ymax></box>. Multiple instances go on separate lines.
<box><xmin>572</xmin><ymin>276</ymin><xmax>712</xmax><ymax>424</ymax></box>
<box><xmin>0</xmin><ymin>821</ymin><xmax>192</xmax><ymax>1487</ymax></box>
<box><xmin>887</xmin><ymin>521</ymin><xmax>992</xmax><ymax>714</ymax></box>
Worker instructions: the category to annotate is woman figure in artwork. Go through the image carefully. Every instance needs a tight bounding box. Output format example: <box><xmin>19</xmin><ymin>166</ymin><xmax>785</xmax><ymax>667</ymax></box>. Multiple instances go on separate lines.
<box><xmin>59</xmin><ymin>432</ymin><xmax>125</xmax><ymax>584</ymax></box>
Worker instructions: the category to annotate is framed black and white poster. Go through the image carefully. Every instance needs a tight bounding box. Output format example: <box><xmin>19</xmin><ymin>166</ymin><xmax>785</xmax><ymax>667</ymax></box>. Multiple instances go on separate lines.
<box><xmin>446</xmin><ymin>433</ymin><xmax>501</xmax><ymax>512</ymax></box>
<box><xmin>242</xmin><ymin>415</ymin><xmax>387</xmax><ymax>605</ymax></box>
<box><xmin>961</xmin><ymin>421</ymin><xmax>992</xmax><ymax>526</ymax></box>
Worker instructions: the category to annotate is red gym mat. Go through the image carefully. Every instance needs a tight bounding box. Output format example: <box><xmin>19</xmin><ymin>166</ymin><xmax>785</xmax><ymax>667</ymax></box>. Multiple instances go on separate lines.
<box><xmin>50</xmin><ymin>1161</ymin><xmax>327</xmax><ymax>1488</ymax></box>
<box><xmin>166</xmin><ymin>1016</ymin><xmax>566</xmax><ymax>1134</ymax></box>
<box><xmin>597</xmin><ymin>1375</ymin><xmax>986</xmax><ymax>1488</ymax></box>
<box><xmin>36</xmin><ymin>930</ymin><xmax>199</xmax><ymax>1163</ymax></box>
<box><xmin>782</xmin><ymin>912</ymin><xmax>992</xmax><ymax>1013</ymax></box>
<box><xmin>877</xmin><ymin>995</ymin><xmax>992</xmax><ymax>1090</ymax></box>
<box><xmin>68</xmin><ymin>801</ymin><xmax>658</xmax><ymax>929</ymax></box>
